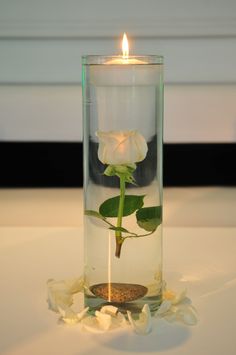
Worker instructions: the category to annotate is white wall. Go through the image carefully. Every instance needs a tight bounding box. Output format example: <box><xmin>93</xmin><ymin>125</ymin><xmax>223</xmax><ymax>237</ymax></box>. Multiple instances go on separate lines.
<box><xmin>0</xmin><ymin>0</ymin><xmax>236</xmax><ymax>142</ymax></box>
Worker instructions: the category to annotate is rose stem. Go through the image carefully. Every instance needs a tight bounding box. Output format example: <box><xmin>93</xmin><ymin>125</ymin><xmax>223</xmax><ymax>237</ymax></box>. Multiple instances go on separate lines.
<box><xmin>115</xmin><ymin>174</ymin><xmax>126</xmax><ymax>258</ymax></box>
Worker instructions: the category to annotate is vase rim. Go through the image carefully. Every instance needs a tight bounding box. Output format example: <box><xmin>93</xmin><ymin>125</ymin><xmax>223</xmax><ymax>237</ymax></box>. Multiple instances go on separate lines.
<box><xmin>82</xmin><ymin>55</ymin><xmax>164</xmax><ymax>65</ymax></box>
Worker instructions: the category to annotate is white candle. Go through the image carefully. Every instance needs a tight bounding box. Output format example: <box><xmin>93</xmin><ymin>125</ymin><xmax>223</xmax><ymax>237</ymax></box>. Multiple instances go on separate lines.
<box><xmin>88</xmin><ymin>34</ymin><xmax>163</xmax><ymax>139</ymax></box>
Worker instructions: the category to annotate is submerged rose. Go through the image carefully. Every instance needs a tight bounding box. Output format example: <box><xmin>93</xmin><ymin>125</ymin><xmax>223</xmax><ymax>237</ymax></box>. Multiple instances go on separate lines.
<box><xmin>96</xmin><ymin>130</ymin><xmax>148</xmax><ymax>165</ymax></box>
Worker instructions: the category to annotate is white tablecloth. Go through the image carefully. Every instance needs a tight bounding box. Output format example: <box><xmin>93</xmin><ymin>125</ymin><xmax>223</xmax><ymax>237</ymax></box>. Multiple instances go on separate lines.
<box><xmin>1</xmin><ymin>226</ymin><xmax>235</xmax><ymax>355</ymax></box>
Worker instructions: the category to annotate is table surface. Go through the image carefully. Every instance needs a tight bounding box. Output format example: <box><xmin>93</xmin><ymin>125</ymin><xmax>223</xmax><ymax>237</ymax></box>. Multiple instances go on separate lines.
<box><xmin>1</xmin><ymin>226</ymin><xmax>236</xmax><ymax>355</ymax></box>
<box><xmin>1</xmin><ymin>187</ymin><xmax>236</xmax><ymax>228</ymax></box>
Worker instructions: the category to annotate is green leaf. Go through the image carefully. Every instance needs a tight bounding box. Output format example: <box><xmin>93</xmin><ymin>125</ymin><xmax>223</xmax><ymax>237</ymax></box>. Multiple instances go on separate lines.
<box><xmin>99</xmin><ymin>195</ymin><xmax>145</xmax><ymax>218</ymax></box>
<box><xmin>109</xmin><ymin>226</ymin><xmax>130</xmax><ymax>233</ymax></box>
<box><xmin>136</xmin><ymin>206</ymin><xmax>162</xmax><ymax>232</ymax></box>
<box><xmin>84</xmin><ymin>210</ymin><xmax>104</xmax><ymax>219</ymax></box>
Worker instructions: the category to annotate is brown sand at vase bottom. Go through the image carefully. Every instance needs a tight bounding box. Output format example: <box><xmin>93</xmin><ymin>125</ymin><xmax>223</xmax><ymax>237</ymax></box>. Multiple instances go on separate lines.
<box><xmin>90</xmin><ymin>283</ymin><xmax>148</xmax><ymax>303</ymax></box>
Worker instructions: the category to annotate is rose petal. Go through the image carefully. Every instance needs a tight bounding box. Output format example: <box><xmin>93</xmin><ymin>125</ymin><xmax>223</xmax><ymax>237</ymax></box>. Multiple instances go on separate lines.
<box><xmin>127</xmin><ymin>304</ymin><xmax>152</xmax><ymax>335</ymax></box>
<box><xmin>47</xmin><ymin>289</ymin><xmax>73</xmax><ymax>312</ymax></box>
<box><xmin>164</xmin><ymin>312</ymin><xmax>178</xmax><ymax>323</ymax></box>
<box><xmin>47</xmin><ymin>277</ymin><xmax>85</xmax><ymax>313</ymax></box>
<box><xmin>116</xmin><ymin>312</ymin><xmax>128</xmax><ymax>328</ymax></box>
<box><xmin>77</xmin><ymin>307</ymin><xmax>89</xmax><ymax>321</ymax></box>
<box><xmin>163</xmin><ymin>288</ymin><xmax>188</xmax><ymax>305</ymax></box>
<box><xmin>140</xmin><ymin>304</ymin><xmax>152</xmax><ymax>326</ymax></box>
<box><xmin>58</xmin><ymin>305</ymin><xmax>79</xmax><ymax>325</ymax></box>
<box><xmin>62</xmin><ymin>318</ymin><xmax>78</xmax><ymax>325</ymax></box>
<box><xmin>163</xmin><ymin>289</ymin><xmax>176</xmax><ymax>301</ymax></box>
<box><xmin>155</xmin><ymin>300</ymin><xmax>172</xmax><ymax>316</ymax></box>
<box><xmin>81</xmin><ymin>316</ymin><xmax>105</xmax><ymax>333</ymax></box>
<box><xmin>47</xmin><ymin>290</ymin><xmax>58</xmax><ymax>312</ymax></box>
<box><xmin>177</xmin><ymin>306</ymin><xmax>198</xmax><ymax>326</ymax></box>
<box><xmin>58</xmin><ymin>305</ymin><xmax>88</xmax><ymax>326</ymax></box>
<box><xmin>57</xmin><ymin>305</ymin><xmax>66</xmax><ymax>318</ymax></box>
<box><xmin>47</xmin><ymin>279</ymin><xmax>73</xmax><ymax>312</ymax></box>
<box><xmin>95</xmin><ymin>310</ymin><xmax>112</xmax><ymax>331</ymax></box>
<box><xmin>172</xmin><ymin>289</ymin><xmax>187</xmax><ymax>305</ymax></box>
<box><xmin>64</xmin><ymin>277</ymin><xmax>84</xmax><ymax>294</ymax></box>
<box><xmin>100</xmin><ymin>305</ymin><xmax>118</xmax><ymax>316</ymax></box>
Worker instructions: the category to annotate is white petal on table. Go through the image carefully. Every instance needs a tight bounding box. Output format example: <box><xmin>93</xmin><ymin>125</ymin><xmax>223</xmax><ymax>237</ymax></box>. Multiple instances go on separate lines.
<box><xmin>81</xmin><ymin>316</ymin><xmax>106</xmax><ymax>333</ymax></box>
<box><xmin>58</xmin><ymin>305</ymin><xmax>79</xmax><ymax>325</ymax></box>
<box><xmin>100</xmin><ymin>305</ymin><xmax>118</xmax><ymax>316</ymax></box>
<box><xmin>127</xmin><ymin>304</ymin><xmax>152</xmax><ymax>335</ymax></box>
<box><xmin>47</xmin><ymin>289</ymin><xmax>73</xmax><ymax>313</ymax></box>
<box><xmin>64</xmin><ymin>277</ymin><xmax>84</xmax><ymax>294</ymax></box>
<box><xmin>155</xmin><ymin>300</ymin><xmax>172</xmax><ymax>316</ymax></box>
<box><xmin>172</xmin><ymin>289</ymin><xmax>187</xmax><ymax>305</ymax></box>
<box><xmin>95</xmin><ymin>310</ymin><xmax>112</xmax><ymax>331</ymax></box>
<box><xmin>177</xmin><ymin>306</ymin><xmax>198</xmax><ymax>326</ymax></box>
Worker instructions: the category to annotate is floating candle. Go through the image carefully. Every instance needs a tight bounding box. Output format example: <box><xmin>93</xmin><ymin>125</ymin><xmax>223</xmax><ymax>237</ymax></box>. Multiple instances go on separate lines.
<box><xmin>82</xmin><ymin>33</ymin><xmax>163</xmax><ymax>143</ymax></box>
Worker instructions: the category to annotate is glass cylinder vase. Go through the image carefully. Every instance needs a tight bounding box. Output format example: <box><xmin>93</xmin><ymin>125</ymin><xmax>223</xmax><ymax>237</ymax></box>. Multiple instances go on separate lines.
<box><xmin>82</xmin><ymin>55</ymin><xmax>163</xmax><ymax>315</ymax></box>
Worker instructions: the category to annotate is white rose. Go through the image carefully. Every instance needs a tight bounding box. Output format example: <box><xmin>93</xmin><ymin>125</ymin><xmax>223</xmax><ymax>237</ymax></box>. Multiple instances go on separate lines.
<box><xmin>96</xmin><ymin>130</ymin><xmax>148</xmax><ymax>165</ymax></box>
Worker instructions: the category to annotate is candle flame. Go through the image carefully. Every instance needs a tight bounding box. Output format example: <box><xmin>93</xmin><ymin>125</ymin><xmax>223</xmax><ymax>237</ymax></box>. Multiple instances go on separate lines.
<box><xmin>122</xmin><ymin>33</ymin><xmax>129</xmax><ymax>59</ymax></box>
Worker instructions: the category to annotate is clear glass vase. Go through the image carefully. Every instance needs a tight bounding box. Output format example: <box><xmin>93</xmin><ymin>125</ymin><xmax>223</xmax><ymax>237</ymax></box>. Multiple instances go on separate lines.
<box><xmin>82</xmin><ymin>55</ymin><xmax>164</xmax><ymax>315</ymax></box>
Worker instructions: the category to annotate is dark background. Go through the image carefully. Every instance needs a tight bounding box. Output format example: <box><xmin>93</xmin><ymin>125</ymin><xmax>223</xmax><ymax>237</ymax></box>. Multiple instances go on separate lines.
<box><xmin>1</xmin><ymin>142</ymin><xmax>235</xmax><ymax>187</ymax></box>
